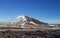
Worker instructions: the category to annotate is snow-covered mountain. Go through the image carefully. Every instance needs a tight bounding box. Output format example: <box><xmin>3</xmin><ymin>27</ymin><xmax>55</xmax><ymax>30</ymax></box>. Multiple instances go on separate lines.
<box><xmin>9</xmin><ymin>15</ymin><xmax>46</xmax><ymax>26</ymax></box>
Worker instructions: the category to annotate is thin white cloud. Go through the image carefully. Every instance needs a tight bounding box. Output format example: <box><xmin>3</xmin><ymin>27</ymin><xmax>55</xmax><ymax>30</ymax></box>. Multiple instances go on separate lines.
<box><xmin>43</xmin><ymin>19</ymin><xmax>60</xmax><ymax>24</ymax></box>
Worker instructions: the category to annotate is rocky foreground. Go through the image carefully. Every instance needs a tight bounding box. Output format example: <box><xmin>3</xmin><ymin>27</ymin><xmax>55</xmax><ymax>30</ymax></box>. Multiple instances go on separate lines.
<box><xmin>0</xmin><ymin>29</ymin><xmax>60</xmax><ymax>38</ymax></box>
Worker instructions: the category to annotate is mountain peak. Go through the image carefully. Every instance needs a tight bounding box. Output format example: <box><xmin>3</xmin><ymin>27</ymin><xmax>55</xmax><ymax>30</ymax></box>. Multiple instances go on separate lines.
<box><xmin>17</xmin><ymin>15</ymin><xmax>25</xmax><ymax>17</ymax></box>
<box><xmin>17</xmin><ymin>15</ymin><xmax>27</xmax><ymax>21</ymax></box>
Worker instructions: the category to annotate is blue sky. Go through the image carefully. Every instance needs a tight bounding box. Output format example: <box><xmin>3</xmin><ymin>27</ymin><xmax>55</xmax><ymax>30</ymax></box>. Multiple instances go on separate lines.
<box><xmin>0</xmin><ymin>0</ymin><xmax>60</xmax><ymax>24</ymax></box>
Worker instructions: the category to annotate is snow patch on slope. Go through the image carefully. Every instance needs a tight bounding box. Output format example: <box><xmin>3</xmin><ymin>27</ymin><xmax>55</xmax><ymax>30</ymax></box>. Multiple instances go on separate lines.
<box><xmin>30</xmin><ymin>21</ymin><xmax>36</xmax><ymax>25</ymax></box>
